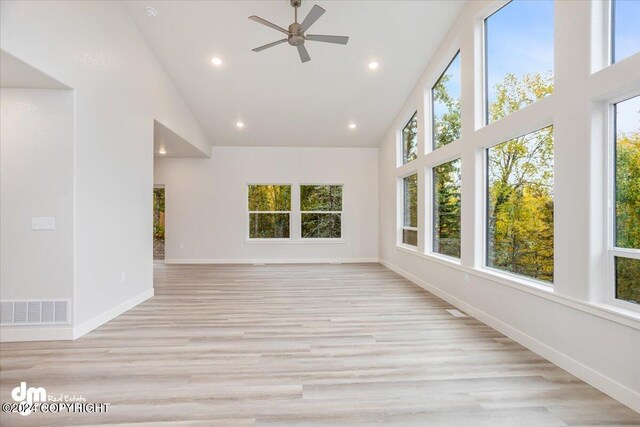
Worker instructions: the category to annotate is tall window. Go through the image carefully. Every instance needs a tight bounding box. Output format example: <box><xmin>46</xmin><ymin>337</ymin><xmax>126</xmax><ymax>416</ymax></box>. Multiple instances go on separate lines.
<box><xmin>432</xmin><ymin>51</ymin><xmax>461</xmax><ymax>150</ymax></box>
<box><xmin>486</xmin><ymin>126</ymin><xmax>554</xmax><ymax>283</ymax></box>
<box><xmin>300</xmin><ymin>185</ymin><xmax>343</xmax><ymax>239</ymax></box>
<box><xmin>248</xmin><ymin>185</ymin><xmax>291</xmax><ymax>239</ymax></box>
<box><xmin>402</xmin><ymin>174</ymin><xmax>418</xmax><ymax>246</ymax></box>
<box><xmin>402</xmin><ymin>112</ymin><xmax>418</xmax><ymax>164</ymax></box>
<box><xmin>485</xmin><ymin>0</ymin><xmax>554</xmax><ymax>124</ymax></box>
<box><xmin>613</xmin><ymin>95</ymin><xmax>640</xmax><ymax>304</ymax></box>
<box><xmin>433</xmin><ymin>159</ymin><xmax>461</xmax><ymax>258</ymax></box>
<box><xmin>611</xmin><ymin>0</ymin><xmax>640</xmax><ymax>63</ymax></box>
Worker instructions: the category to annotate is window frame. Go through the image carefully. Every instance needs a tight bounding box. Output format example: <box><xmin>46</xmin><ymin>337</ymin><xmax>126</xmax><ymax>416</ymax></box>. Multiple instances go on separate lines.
<box><xmin>431</xmin><ymin>50</ymin><xmax>462</xmax><ymax>151</ymax></box>
<box><xmin>401</xmin><ymin>111</ymin><xmax>419</xmax><ymax>165</ymax></box>
<box><xmin>299</xmin><ymin>184</ymin><xmax>344</xmax><ymax>240</ymax></box>
<box><xmin>482</xmin><ymin>0</ymin><xmax>554</xmax><ymax>126</ymax></box>
<box><xmin>482</xmin><ymin>125</ymin><xmax>555</xmax><ymax>287</ymax></box>
<box><xmin>399</xmin><ymin>172</ymin><xmax>419</xmax><ymax>248</ymax></box>
<box><xmin>431</xmin><ymin>158</ymin><xmax>462</xmax><ymax>260</ymax></box>
<box><xmin>606</xmin><ymin>95</ymin><xmax>640</xmax><ymax>311</ymax></box>
<box><xmin>246</xmin><ymin>183</ymin><xmax>292</xmax><ymax>241</ymax></box>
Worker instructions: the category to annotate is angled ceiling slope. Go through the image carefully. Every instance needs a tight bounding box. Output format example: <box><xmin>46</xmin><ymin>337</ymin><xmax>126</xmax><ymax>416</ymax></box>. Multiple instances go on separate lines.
<box><xmin>124</xmin><ymin>1</ymin><xmax>464</xmax><ymax>148</ymax></box>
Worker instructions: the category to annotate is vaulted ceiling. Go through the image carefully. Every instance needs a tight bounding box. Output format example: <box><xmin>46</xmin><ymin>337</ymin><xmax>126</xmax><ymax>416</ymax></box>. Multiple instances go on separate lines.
<box><xmin>123</xmin><ymin>1</ymin><xmax>464</xmax><ymax>148</ymax></box>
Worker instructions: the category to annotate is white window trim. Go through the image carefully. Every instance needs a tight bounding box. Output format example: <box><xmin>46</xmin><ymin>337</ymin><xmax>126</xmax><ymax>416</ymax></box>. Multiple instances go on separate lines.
<box><xmin>299</xmin><ymin>184</ymin><xmax>344</xmax><ymax>240</ymax></box>
<box><xmin>430</xmin><ymin>49</ymin><xmax>462</xmax><ymax>152</ymax></box>
<box><xmin>400</xmin><ymin>172</ymin><xmax>419</xmax><ymax>247</ymax></box>
<box><xmin>605</xmin><ymin>96</ymin><xmax>640</xmax><ymax>312</ymax></box>
<box><xmin>246</xmin><ymin>184</ymin><xmax>292</xmax><ymax>241</ymax></box>
<box><xmin>430</xmin><ymin>157</ymin><xmax>462</xmax><ymax>260</ymax></box>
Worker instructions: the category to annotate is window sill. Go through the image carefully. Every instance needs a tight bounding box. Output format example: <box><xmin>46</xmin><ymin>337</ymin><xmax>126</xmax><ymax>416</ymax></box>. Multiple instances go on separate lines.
<box><xmin>394</xmin><ymin>245</ymin><xmax>640</xmax><ymax>330</ymax></box>
<box><xmin>245</xmin><ymin>238</ymin><xmax>344</xmax><ymax>245</ymax></box>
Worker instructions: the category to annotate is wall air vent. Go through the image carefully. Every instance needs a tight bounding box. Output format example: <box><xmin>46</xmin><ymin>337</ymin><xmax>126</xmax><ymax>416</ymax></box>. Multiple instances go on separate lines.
<box><xmin>0</xmin><ymin>300</ymin><xmax>70</xmax><ymax>325</ymax></box>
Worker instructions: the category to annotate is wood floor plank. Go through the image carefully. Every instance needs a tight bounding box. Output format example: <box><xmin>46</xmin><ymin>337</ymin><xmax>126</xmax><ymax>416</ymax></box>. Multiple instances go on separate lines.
<box><xmin>1</xmin><ymin>263</ymin><xmax>638</xmax><ymax>426</ymax></box>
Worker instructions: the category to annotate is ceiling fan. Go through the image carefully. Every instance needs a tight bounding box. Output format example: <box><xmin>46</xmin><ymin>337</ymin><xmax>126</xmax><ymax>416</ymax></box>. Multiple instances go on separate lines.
<box><xmin>249</xmin><ymin>0</ymin><xmax>349</xmax><ymax>63</ymax></box>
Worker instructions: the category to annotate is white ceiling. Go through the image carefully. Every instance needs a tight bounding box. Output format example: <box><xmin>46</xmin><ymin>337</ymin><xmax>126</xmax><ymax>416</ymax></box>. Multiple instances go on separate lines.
<box><xmin>123</xmin><ymin>1</ymin><xmax>464</xmax><ymax>148</ymax></box>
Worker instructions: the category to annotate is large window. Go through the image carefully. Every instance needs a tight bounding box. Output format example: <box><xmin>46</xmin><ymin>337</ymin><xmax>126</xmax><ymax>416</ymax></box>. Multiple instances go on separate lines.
<box><xmin>402</xmin><ymin>174</ymin><xmax>418</xmax><ymax>246</ymax></box>
<box><xmin>300</xmin><ymin>185</ymin><xmax>343</xmax><ymax>239</ymax></box>
<box><xmin>612</xmin><ymin>95</ymin><xmax>640</xmax><ymax>304</ymax></box>
<box><xmin>433</xmin><ymin>159</ymin><xmax>461</xmax><ymax>258</ymax></box>
<box><xmin>248</xmin><ymin>184</ymin><xmax>291</xmax><ymax>239</ymax></box>
<box><xmin>611</xmin><ymin>0</ymin><xmax>640</xmax><ymax>63</ymax></box>
<box><xmin>402</xmin><ymin>112</ymin><xmax>418</xmax><ymax>164</ymax></box>
<box><xmin>485</xmin><ymin>0</ymin><xmax>554</xmax><ymax>124</ymax></box>
<box><xmin>486</xmin><ymin>126</ymin><xmax>554</xmax><ymax>283</ymax></box>
<box><xmin>432</xmin><ymin>51</ymin><xmax>461</xmax><ymax>150</ymax></box>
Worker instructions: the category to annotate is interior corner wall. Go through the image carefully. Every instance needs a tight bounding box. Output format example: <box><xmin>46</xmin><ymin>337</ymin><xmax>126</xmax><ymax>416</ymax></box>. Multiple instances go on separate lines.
<box><xmin>0</xmin><ymin>1</ymin><xmax>210</xmax><ymax>333</ymax></box>
<box><xmin>153</xmin><ymin>146</ymin><xmax>378</xmax><ymax>263</ymax></box>
<box><xmin>0</xmin><ymin>89</ymin><xmax>74</xmax><ymax>302</ymax></box>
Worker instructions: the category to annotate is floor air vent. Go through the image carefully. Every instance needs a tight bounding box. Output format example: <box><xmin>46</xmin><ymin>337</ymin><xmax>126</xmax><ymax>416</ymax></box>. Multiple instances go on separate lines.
<box><xmin>0</xmin><ymin>300</ymin><xmax>70</xmax><ymax>325</ymax></box>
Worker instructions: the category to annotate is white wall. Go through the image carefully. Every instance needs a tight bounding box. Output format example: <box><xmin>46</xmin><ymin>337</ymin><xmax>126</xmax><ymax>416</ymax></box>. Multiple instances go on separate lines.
<box><xmin>154</xmin><ymin>147</ymin><xmax>378</xmax><ymax>263</ymax></box>
<box><xmin>0</xmin><ymin>1</ymin><xmax>210</xmax><ymax>337</ymax></box>
<box><xmin>378</xmin><ymin>0</ymin><xmax>640</xmax><ymax>413</ymax></box>
<box><xmin>1</xmin><ymin>89</ymin><xmax>74</xmax><ymax>300</ymax></box>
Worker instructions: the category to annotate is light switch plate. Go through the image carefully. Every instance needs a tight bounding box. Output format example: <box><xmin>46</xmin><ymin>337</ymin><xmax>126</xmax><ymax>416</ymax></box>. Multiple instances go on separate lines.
<box><xmin>32</xmin><ymin>217</ymin><xmax>55</xmax><ymax>230</ymax></box>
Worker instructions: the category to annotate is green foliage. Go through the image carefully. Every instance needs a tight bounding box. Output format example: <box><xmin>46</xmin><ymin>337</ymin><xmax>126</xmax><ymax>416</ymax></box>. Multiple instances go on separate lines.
<box><xmin>433</xmin><ymin>159</ymin><xmax>461</xmax><ymax>257</ymax></box>
<box><xmin>433</xmin><ymin>74</ymin><xmax>461</xmax><ymax>149</ymax></box>
<box><xmin>248</xmin><ymin>185</ymin><xmax>291</xmax><ymax>239</ymax></box>
<box><xmin>248</xmin><ymin>185</ymin><xmax>291</xmax><ymax>211</ymax></box>
<box><xmin>489</xmin><ymin>72</ymin><xmax>554</xmax><ymax>123</ymax></box>
<box><xmin>153</xmin><ymin>188</ymin><xmax>165</xmax><ymax>239</ymax></box>
<box><xmin>487</xmin><ymin>125</ymin><xmax>554</xmax><ymax>282</ymax></box>
<box><xmin>302</xmin><ymin>213</ymin><xmax>341</xmax><ymax>238</ymax></box>
<box><xmin>403</xmin><ymin>112</ymin><xmax>418</xmax><ymax>163</ymax></box>
<box><xmin>403</xmin><ymin>174</ymin><xmax>418</xmax><ymax>228</ymax></box>
<box><xmin>249</xmin><ymin>213</ymin><xmax>290</xmax><ymax>238</ymax></box>
<box><xmin>300</xmin><ymin>185</ymin><xmax>342</xmax><ymax>211</ymax></box>
<box><xmin>616</xmin><ymin>257</ymin><xmax>640</xmax><ymax>304</ymax></box>
<box><xmin>615</xmin><ymin>124</ymin><xmax>640</xmax><ymax>303</ymax></box>
<box><xmin>616</xmin><ymin>131</ymin><xmax>640</xmax><ymax>249</ymax></box>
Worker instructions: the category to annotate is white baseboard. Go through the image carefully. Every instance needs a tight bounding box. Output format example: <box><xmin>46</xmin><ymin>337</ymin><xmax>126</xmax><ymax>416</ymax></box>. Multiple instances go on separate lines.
<box><xmin>73</xmin><ymin>288</ymin><xmax>154</xmax><ymax>339</ymax></box>
<box><xmin>164</xmin><ymin>258</ymin><xmax>379</xmax><ymax>265</ymax></box>
<box><xmin>0</xmin><ymin>325</ymin><xmax>74</xmax><ymax>342</ymax></box>
<box><xmin>380</xmin><ymin>259</ymin><xmax>640</xmax><ymax>414</ymax></box>
<box><xmin>1</xmin><ymin>289</ymin><xmax>154</xmax><ymax>342</ymax></box>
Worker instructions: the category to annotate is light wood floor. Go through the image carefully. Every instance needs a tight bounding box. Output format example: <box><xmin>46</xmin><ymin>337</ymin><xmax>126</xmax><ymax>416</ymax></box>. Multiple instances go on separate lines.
<box><xmin>1</xmin><ymin>263</ymin><xmax>639</xmax><ymax>426</ymax></box>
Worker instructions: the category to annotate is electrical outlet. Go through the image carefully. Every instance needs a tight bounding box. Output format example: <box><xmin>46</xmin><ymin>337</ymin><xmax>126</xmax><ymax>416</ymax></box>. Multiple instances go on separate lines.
<box><xmin>464</xmin><ymin>273</ymin><xmax>469</xmax><ymax>283</ymax></box>
<box><xmin>179</xmin><ymin>243</ymin><xmax>184</xmax><ymax>249</ymax></box>
<box><xmin>121</xmin><ymin>272</ymin><xmax>127</xmax><ymax>282</ymax></box>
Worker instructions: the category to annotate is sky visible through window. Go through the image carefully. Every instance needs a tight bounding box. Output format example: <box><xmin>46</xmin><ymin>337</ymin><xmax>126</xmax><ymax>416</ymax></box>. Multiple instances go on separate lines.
<box><xmin>486</xmin><ymin>0</ymin><xmax>554</xmax><ymax>121</ymax></box>
<box><xmin>613</xmin><ymin>0</ymin><xmax>640</xmax><ymax>63</ymax></box>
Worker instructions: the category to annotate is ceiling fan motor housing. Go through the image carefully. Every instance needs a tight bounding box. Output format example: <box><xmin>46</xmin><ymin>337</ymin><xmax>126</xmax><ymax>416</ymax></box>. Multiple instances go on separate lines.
<box><xmin>290</xmin><ymin>0</ymin><xmax>302</xmax><ymax>8</ymax></box>
<box><xmin>288</xmin><ymin>23</ymin><xmax>305</xmax><ymax>46</ymax></box>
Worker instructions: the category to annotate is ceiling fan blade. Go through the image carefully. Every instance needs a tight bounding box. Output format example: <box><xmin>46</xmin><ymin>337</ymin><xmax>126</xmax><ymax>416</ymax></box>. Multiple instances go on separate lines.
<box><xmin>297</xmin><ymin>45</ymin><xmax>311</xmax><ymax>63</ymax></box>
<box><xmin>252</xmin><ymin>38</ymin><xmax>288</xmax><ymax>52</ymax></box>
<box><xmin>248</xmin><ymin>16</ymin><xmax>290</xmax><ymax>35</ymax></box>
<box><xmin>306</xmin><ymin>34</ymin><xmax>349</xmax><ymax>45</ymax></box>
<box><xmin>299</xmin><ymin>5</ymin><xmax>325</xmax><ymax>32</ymax></box>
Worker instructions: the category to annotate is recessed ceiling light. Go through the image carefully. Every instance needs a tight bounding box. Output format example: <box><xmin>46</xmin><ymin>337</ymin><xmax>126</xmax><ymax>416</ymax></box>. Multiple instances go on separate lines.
<box><xmin>368</xmin><ymin>61</ymin><xmax>379</xmax><ymax>70</ymax></box>
<box><xmin>348</xmin><ymin>123</ymin><xmax>357</xmax><ymax>129</ymax></box>
<box><xmin>158</xmin><ymin>148</ymin><xmax>166</xmax><ymax>155</ymax></box>
<box><xmin>145</xmin><ymin>6</ymin><xmax>157</xmax><ymax>18</ymax></box>
<box><xmin>236</xmin><ymin>121</ymin><xmax>244</xmax><ymax>128</ymax></box>
<box><xmin>211</xmin><ymin>57</ymin><xmax>223</xmax><ymax>66</ymax></box>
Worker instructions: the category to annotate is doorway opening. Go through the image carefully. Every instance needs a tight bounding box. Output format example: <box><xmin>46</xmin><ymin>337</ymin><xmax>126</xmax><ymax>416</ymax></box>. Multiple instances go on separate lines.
<box><xmin>153</xmin><ymin>185</ymin><xmax>165</xmax><ymax>262</ymax></box>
